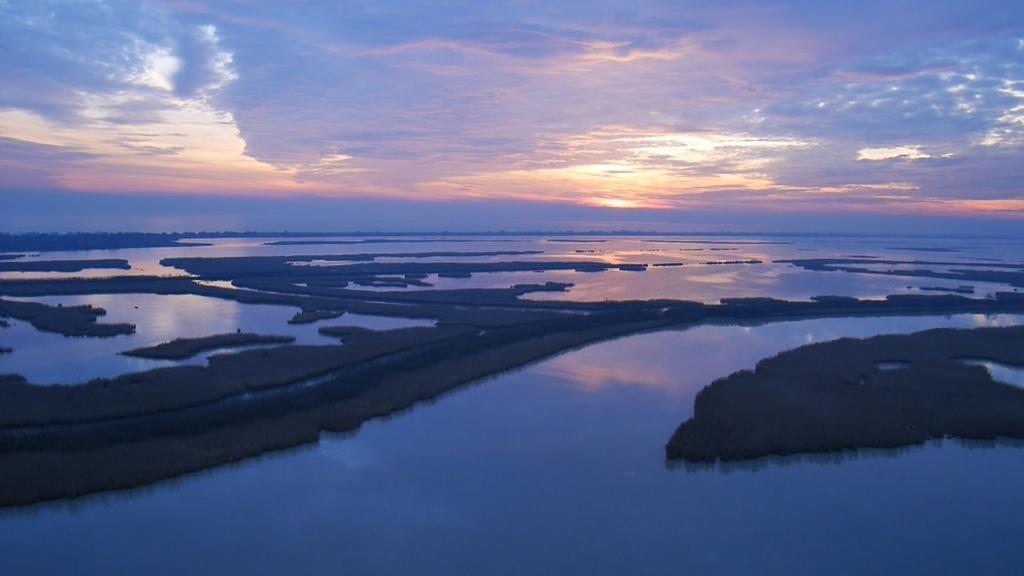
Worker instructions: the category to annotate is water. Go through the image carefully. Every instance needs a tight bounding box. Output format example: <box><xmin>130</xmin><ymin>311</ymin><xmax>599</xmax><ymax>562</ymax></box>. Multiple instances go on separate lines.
<box><xmin>3</xmin><ymin>234</ymin><xmax>1022</xmax><ymax>303</ymax></box>
<box><xmin>10</xmin><ymin>233</ymin><xmax>1019</xmax><ymax>384</ymax></box>
<box><xmin>2</xmin><ymin>235</ymin><xmax>1024</xmax><ymax>573</ymax></box>
<box><xmin>961</xmin><ymin>358</ymin><xmax>1024</xmax><ymax>388</ymax></box>
<box><xmin>0</xmin><ymin>294</ymin><xmax>435</xmax><ymax>384</ymax></box>
<box><xmin>1</xmin><ymin>313</ymin><xmax>1022</xmax><ymax>575</ymax></box>
<box><xmin>875</xmin><ymin>360</ymin><xmax>911</xmax><ymax>371</ymax></box>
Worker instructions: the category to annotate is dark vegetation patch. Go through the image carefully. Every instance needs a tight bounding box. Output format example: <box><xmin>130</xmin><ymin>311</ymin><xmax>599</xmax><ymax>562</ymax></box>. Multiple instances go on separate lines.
<box><xmin>317</xmin><ymin>325</ymin><xmax>450</xmax><ymax>343</ymax></box>
<box><xmin>666</xmin><ymin>326</ymin><xmax>1024</xmax><ymax>463</ymax></box>
<box><xmin>121</xmin><ymin>333</ymin><xmax>296</xmax><ymax>360</ymax></box>
<box><xmin>919</xmin><ymin>285</ymin><xmax>974</xmax><ymax>294</ymax></box>
<box><xmin>352</xmin><ymin>275</ymin><xmax>432</xmax><ymax>288</ymax></box>
<box><xmin>779</xmin><ymin>258</ymin><xmax>1024</xmax><ymax>288</ymax></box>
<box><xmin>0</xmin><ymin>259</ymin><xmax>131</xmax><ymax>273</ymax></box>
<box><xmin>884</xmin><ymin>246</ymin><xmax>962</xmax><ymax>253</ymax></box>
<box><xmin>288</xmin><ymin>309</ymin><xmax>344</xmax><ymax>324</ymax></box>
<box><xmin>644</xmin><ymin>239</ymin><xmax>789</xmax><ymax>245</ymax></box>
<box><xmin>703</xmin><ymin>259</ymin><xmax>762</xmax><ymax>265</ymax></box>
<box><xmin>0</xmin><ymin>315</ymin><xmax>670</xmax><ymax>506</ymax></box>
<box><xmin>161</xmin><ymin>255</ymin><xmax>638</xmax><ymax>280</ymax></box>
<box><xmin>265</xmin><ymin>238</ymin><xmax>516</xmax><ymax>246</ymax></box>
<box><xmin>0</xmin><ymin>276</ymin><xmax>581</xmax><ymax>325</ymax></box>
<box><xmin>0</xmin><ymin>298</ymin><xmax>134</xmax><ymax>337</ymax></box>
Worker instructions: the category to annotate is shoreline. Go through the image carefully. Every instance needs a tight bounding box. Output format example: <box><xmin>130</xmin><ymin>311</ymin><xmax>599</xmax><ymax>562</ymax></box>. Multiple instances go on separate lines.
<box><xmin>1</xmin><ymin>299</ymin><xmax>1024</xmax><ymax>506</ymax></box>
<box><xmin>2</xmin><ymin>251</ymin><xmax>1024</xmax><ymax>507</ymax></box>
<box><xmin>666</xmin><ymin>326</ymin><xmax>1024</xmax><ymax>462</ymax></box>
<box><xmin>121</xmin><ymin>333</ymin><xmax>297</xmax><ymax>360</ymax></box>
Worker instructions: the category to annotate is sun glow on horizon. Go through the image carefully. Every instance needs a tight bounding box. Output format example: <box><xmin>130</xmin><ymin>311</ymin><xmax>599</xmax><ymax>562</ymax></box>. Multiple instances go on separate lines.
<box><xmin>591</xmin><ymin>197</ymin><xmax>644</xmax><ymax>209</ymax></box>
<box><xmin>1</xmin><ymin>1</ymin><xmax>1022</xmax><ymax>220</ymax></box>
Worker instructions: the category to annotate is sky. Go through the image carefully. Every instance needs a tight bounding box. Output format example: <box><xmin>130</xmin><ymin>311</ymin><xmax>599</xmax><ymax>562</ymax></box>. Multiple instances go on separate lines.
<box><xmin>1</xmin><ymin>0</ymin><xmax>1023</xmax><ymax>232</ymax></box>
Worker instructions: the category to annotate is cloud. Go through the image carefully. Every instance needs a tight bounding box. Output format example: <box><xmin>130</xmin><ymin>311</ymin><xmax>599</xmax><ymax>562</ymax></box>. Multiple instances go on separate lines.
<box><xmin>0</xmin><ymin>0</ymin><xmax>1022</xmax><ymax>220</ymax></box>
<box><xmin>775</xmin><ymin>36</ymin><xmax>1024</xmax><ymax>146</ymax></box>
<box><xmin>0</xmin><ymin>1</ymin><xmax>289</xmax><ymax>195</ymax></box>
<box><xmin>857</xmin><ymin>146</ymin><xmax>933</xmax><ymax>161</ymax></box>
<box><xmin>0</xmin><ymin>136</ymin><xmax>98</xmax><ymax>189</ymax></box>
<box><xmin>126</xmin><ymin>40</ymin><xmax>182</xmax><ymax>91</ymax></box>
<box><xmin>173</xmin><ymin>24</ymin><xmax>237</xmax><ymax>97</ymax></box>
<box><xmin>0</xmin><ymin>2</ymin><xmax>237</xmax><ymax>113</ymax></box>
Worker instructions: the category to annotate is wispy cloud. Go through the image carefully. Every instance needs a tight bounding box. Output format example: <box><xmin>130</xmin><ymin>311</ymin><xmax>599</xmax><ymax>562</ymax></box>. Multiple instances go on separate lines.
<box><xmin>857</xmin><ymin>146</ymin><xmax>936</xmax><ymax>161</ymax></box>
<box><xmin>0</xmin><ymin>0</ymin><xmax>1021</xmax><ymax>220</ymax></box>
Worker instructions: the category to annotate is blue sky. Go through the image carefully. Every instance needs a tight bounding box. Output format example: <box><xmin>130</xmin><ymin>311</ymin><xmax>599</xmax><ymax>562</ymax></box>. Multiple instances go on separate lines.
<box><xmin>1</xmin><ymin>0</ymin><xmax>1022</xmax><ymax>231</ymax></box>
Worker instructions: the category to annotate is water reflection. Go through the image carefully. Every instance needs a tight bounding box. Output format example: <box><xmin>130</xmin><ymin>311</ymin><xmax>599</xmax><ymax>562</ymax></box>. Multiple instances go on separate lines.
<box><xmin>326</xmin><ymin>312</ymin><xmax>436</xmax><ymax>331</ymax></box>
<box><xmin>675</xmin><ymin>436</ymin><xmax>1024</xmax><ymax>476</ymax></box>
<box><xmin>536</xmin><ymin>354</ymin><xmax>680</xmax><ymax>394</ymax></box>
<box><xmin>673</xmin><ymin>443</ymin><xmax>923</xmax><ymax>473</ymax></box>
<box><xmin>5</xmin><ymin>235</ymin><xmax>1023</xmax><ymax>304</ymax></box>
<box><xmin>960</xmin><ymin>358</ymin><xmax>1024</xmax><ymax>388</ymax></box>
<box><xmin>2</xmin><ymin>236</ymin><xmax>1024</xmax><ymax>573</ymax></box>
<box><xmin>0</xmin><ymin>294</ymin><xmax>431</xmax><ymax>384</ymax></box>
<box><xmin>875</xmin><ymin>360</ymin><xmax>911</xmax><ymax>371</ymax></box>
<box><xmin>2</xmin><ymin>313</ymin><xmax>1024</xmax><ymax>574</ymax></box>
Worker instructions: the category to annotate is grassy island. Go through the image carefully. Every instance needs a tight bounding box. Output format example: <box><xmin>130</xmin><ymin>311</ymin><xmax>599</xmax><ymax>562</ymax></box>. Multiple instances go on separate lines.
<box><xmin>0</xmin><ymin>298</ymin><xmax>135</xmax><ymax>337</ymax></box>
<box><xmin>666</xmin><ymin>326</ymin><xmax>1024</xmax><ymax>462</ymax></box>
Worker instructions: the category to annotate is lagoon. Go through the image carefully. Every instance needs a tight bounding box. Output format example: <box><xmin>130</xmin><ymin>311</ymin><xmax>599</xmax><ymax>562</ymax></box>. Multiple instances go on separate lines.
<box><xmin>2</xmin><ymin>313</ymin><xmax>1023</xmax><ymax>574</ymax></box>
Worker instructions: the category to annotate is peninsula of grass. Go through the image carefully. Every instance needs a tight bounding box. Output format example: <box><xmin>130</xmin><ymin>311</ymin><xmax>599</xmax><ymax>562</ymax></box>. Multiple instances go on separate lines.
<box><xmin>122</xmin><ymin>333</ymin><xmax>296</xmax><ymax>360</ymax></box>
<box><xmin>666</xmin><ymin>326</ymin><xmax>1024</xmax><ymax>463</ymax></box>
<box><xmin>0</xmin><ymin>259</ymin><xmax>131</xmax><ymax>273</ymax></box>
<box><xmin>919</xmin><ymin>285</ymin><xmax>974</xmax><ymax>294</ymax></box>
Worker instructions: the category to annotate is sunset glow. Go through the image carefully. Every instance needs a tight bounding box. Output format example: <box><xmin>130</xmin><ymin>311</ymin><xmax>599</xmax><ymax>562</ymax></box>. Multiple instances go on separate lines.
<box><xmin>4</xmin><ymin>2</ymin><xmax>1024</xmax><ymax>565</ymax></box>
<box><xmin>1</xmin><ymin>1</ymin><xmax>1022</xmax><ymax>229</ymax></box>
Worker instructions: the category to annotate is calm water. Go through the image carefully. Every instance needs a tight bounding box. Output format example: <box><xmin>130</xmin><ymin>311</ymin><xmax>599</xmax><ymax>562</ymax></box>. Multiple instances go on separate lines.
<box><xmin>3</xmin><ymin>234</ymin><xmax>1022</xmax><ymax>302</ymax></box>
<box><xmin>7</xmin><ymin>233</ymin><xmax>1020</xmax><ymax>384</ymax></box>
<box><xmin>1</xmin><ymin>314</ymin><xmax>1023</xmax><ymax>575</ymax></box>
<box><xmin>0</xmin><ymin>294</ymin><xmax>434</xmax><ymax>384</ymax></box>
<box><xmin>1</xmin><ymin>236</ymin><xmax>1023</xmax><ymax>574</ymax></box>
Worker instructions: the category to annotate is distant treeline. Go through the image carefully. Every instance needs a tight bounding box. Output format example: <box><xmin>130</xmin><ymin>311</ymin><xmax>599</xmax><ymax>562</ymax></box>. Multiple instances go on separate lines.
<box><xmin>0</xmin><ymin>232</ymin><xmax>212</xmax><ymax>252</ymax></box>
